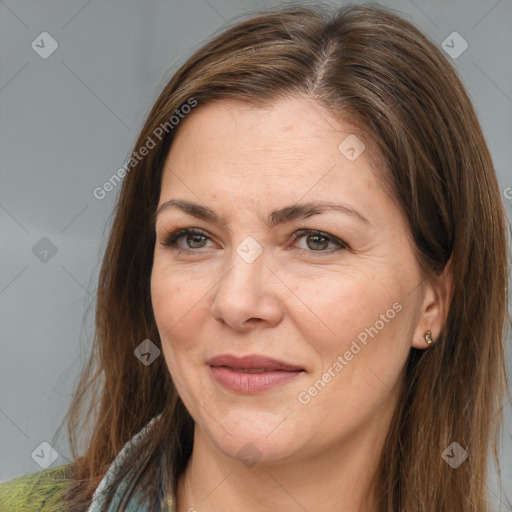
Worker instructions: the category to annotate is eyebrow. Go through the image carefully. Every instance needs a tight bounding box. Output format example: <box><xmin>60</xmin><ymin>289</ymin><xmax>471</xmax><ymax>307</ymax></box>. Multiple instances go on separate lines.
<box><xmin>153</xmin><ymin>199</ymin><xmax>370</xmax><ymax>229</ymax></box>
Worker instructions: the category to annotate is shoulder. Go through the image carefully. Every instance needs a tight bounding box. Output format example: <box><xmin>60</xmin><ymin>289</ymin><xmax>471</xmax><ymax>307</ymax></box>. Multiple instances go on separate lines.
<box><xmin>0</xmin><ymin>464</ymin><xmax>72</xmax><ymax>512</ymax></box>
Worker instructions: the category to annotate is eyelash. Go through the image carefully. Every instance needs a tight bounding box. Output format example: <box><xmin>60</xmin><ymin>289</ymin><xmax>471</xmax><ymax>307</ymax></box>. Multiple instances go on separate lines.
<box><xmin>160</xmin><ymin>227</ymin><xmax>349</xmax><ymax>255</ymax></box>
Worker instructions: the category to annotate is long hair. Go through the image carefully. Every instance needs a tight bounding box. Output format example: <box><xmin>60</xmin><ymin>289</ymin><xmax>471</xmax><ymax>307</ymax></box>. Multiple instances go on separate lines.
<box><xmin>59</xmin><ymin>3</ymin><xmax>510</xmax><ymax>511</ymax></box>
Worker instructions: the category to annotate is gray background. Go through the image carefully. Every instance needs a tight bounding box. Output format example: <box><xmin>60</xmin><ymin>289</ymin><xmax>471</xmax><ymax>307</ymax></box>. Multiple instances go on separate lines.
<box><xmin>1</xmin><ymin>0</ymin><xmax>511</xmax><ymax>508</ymax></box>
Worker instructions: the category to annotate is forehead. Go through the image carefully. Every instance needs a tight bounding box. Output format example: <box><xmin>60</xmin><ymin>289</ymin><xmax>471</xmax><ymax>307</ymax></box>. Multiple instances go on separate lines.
<box><xmin>160</xmin><ymin>96</ymin><xmax>381</xmax><ymax>193</ymax></box>
<box><xmin>155</xmin><ymin>97</ymin><xmax>413</xmax><ymax>247</ymax></box>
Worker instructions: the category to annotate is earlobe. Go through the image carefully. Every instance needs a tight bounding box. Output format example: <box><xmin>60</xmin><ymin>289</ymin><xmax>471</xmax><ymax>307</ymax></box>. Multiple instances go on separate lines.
<box><xmin>411</xmin><ymin>257</ymin><xmax>453</xmax><ymax>349</ymax></box>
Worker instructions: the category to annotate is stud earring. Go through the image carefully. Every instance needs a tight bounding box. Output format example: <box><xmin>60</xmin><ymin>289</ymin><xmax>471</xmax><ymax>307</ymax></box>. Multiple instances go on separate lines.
<box><xmin>425</xmin><ymin>330</ymin><xmax>434</xmax><ymax>345</ymax></box>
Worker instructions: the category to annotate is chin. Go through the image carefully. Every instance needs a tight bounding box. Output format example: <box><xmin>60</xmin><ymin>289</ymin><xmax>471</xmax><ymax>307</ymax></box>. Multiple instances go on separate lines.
<box><xmin>197</xmin><ymin>413</ymin><xmax>306</xmax><ymax>467</ymax></box>
<box><xmin>217</xmin><ymin>435</ymin><xmax>298</xmax><ymax>467</ymax></box>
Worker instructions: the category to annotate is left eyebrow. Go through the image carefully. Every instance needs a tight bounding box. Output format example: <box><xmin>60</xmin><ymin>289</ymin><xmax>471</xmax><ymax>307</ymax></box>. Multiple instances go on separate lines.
<box><xmin>153</xmin><ymin>199</ymin><xmax>370</xmax><ymax>229</ymax></box>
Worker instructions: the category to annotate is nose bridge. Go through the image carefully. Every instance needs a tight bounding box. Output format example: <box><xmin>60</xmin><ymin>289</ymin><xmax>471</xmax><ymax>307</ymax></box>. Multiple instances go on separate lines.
<box><xmin>222</xmin><ymin>233</ymin><xmax>268</xmax><ymax>292</ymax></box>
<box><xmin>210</xmin><ymin>233</ymin><xmax>283</xmax><ymax>326</ymax></box>
<box><xmin>234</xmin><ymin>234</ymin><xmax>265</xmax><ymax>266</ymax></box>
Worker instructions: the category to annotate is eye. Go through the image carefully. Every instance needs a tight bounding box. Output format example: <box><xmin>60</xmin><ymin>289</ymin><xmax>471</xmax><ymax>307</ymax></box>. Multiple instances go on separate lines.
<box><xmin>160</xmin><ymin>228</ymin><xmax>212</xmax><ymax>251</ymax></box>
<box><xmin>159</xmin><ymin>227</ymin><xmax>349</xmax><ymax>254</ymax></box>
<box><xmin>290</xmin><ymin>229</ymin><xmax>348</xmax><ymax>253</ymax></box>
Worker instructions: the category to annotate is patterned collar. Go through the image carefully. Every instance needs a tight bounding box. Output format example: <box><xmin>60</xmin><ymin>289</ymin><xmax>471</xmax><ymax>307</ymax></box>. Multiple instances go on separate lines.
<box><xmin>85</xmin><ymin>414</ymin><xmax>173</xmax><ymax>512</ymax></box>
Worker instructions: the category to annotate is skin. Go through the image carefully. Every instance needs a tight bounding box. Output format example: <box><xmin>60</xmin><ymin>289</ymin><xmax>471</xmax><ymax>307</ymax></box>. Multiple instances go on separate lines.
<box><xmin>150</xmin><ymin>95</ymin><xmax>452</xmax><ymax>512</ymax></box>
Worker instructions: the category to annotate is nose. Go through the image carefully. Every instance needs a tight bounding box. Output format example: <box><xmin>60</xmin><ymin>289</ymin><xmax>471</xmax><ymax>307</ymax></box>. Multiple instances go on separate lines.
<box><xmin>209</xmin><ymin>242</ymin><xmax>284</xmax><ymax>330</ymax></box>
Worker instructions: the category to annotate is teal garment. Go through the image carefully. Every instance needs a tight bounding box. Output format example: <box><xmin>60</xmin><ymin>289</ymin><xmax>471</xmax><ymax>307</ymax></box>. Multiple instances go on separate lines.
<box><xmin>0</xmin><ymin>415</ymin><xmax>172</xmax><ymax>512</ymax></box>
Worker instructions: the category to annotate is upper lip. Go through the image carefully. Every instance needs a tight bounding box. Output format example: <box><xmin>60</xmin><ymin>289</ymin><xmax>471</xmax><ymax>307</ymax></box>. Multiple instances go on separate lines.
<box><xmin>207</xmin><ymin>354</ymin><xmax>305</xmax><ymax>372</ymax></box>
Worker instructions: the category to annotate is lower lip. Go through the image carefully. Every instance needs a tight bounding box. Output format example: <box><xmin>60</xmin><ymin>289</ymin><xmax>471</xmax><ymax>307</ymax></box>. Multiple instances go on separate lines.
<box><xmin>209</xmin><ymin>366</ymin><xmax>304</xmax><ymax>394</ymax></box>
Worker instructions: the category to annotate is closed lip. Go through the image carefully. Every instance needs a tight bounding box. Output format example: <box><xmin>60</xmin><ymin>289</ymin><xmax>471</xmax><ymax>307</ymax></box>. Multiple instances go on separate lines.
<box><xmin>207</xmin><ymin>354</ymin><xmax>305</xmax><ymax>372</ymax></box>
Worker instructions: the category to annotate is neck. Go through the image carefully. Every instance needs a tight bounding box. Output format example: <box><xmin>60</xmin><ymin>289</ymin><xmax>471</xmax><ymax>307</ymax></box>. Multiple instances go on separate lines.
<box><xmin>175</xmin><ymin>402</ymin><xmax>396</xmax><ymax>512</ymax></box>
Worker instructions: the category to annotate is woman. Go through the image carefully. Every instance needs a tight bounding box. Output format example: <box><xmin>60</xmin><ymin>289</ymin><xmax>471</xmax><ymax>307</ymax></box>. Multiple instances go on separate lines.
<box><xmin>1</xmin><ymin>2</ymin><xmax>509</xmax><ymax>511</ymax></box>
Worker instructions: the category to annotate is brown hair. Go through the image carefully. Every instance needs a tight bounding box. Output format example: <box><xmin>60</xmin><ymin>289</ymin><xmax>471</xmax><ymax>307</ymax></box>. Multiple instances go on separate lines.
<box><xmin>58</xmin><ymin>2</ymin><xmax>510</xmax><ymax>511</ymax></box>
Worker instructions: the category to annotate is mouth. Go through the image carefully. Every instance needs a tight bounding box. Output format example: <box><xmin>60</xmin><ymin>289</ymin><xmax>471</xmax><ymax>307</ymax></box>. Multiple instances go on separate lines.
<box><xmin>222</xmin><ymin>367</ymin><xmax>285</xmax><ymax>373</ymax></box>
<box><xmin>207</xmin><ymin>353</ymin><xmax>306</xmax><ymax>372</ymax></box>
<box><xmin>207</xmin><ymin>354</ymin><xmax>306</xmax><ymax>394</ymax></box>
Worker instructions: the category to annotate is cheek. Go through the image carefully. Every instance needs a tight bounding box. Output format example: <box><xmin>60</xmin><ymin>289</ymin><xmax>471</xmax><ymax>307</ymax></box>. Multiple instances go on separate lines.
<box><xmin>151</xmin><ymin>269</ymin><xmax>187</xmax><ymax>371</ymax></box>
<box><xmin>151</xmin><ymin>269</ymin><xmax>194</xmax><ymax>383</ymax></box>
<box><xmin>151</xmin><ymin>260</ymin><xmax>202</xmax><ymax>334</ymax></box>
<box><xmin>294</xmin><ymin>268</ymin><xmax>414</xmax><ymax>391</ymax></box>
<box><xmin>297</xmin><ymin>284</ymin><xmax>410</xmax><ymax>430</ymax></box>
<box><xmin>291</xmin><ymin>268</ymin><xmax>400</xmax><ymax>344</ymax></box>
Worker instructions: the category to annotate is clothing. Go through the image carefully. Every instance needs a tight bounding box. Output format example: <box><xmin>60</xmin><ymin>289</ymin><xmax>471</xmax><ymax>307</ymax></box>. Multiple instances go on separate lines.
<box><xmin>0</xmin><ymin>415</ymin><xmax>173</xmax><ymax>512</ymax></box>
<box><xmin>0</xmin><ymin>464</ymin><xmax>70</xmax><ymax>512</ymax></box>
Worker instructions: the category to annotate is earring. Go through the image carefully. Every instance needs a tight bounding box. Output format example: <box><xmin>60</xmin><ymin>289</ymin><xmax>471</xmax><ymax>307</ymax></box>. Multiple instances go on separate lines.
<box><xmin>425</xmin><ymin>330</ymin><xmax>434</xmax><ymax>345</ymax></box>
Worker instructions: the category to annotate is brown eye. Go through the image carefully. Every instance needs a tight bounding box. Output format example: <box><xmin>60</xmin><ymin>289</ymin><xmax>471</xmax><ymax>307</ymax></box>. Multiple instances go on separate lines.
<box><xmin>305</xmin><ymin>233</ymin><xmax>330</xmax><ymax>250</ymax></box>
<box><xmin>161</xmin><ymin>228</ymin><xmax>212</xmax><ymax>250</ymax></box>
<box><xmin>184</xmin><ymin>233</ymin><xmax>208</xmax><ymax>248</ymax></box>
<box><xmin>291</xmin><ymin>229</ymin><xmax>348</xmax><ymax>253</ymax></box>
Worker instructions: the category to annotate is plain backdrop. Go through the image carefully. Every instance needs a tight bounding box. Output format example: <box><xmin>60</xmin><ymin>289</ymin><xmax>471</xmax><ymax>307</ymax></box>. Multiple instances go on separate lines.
<box><xmin>1</xmin><ymin>0</ymin><xmax>511</xmax><ymax>507</ymax></box>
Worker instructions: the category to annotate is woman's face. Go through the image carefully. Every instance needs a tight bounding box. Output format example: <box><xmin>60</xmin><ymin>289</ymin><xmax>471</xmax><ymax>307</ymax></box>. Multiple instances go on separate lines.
<box><xmin>151</xmin><ymin>96</ymin><xmax>430</xmax><ymax>466</ymax></box>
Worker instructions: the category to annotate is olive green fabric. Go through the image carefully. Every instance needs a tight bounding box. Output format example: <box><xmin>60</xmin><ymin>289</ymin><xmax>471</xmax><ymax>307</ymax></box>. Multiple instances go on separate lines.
<box><xmin>0</xmin><ymin>464</ymin><xmax>71</xmax><ymax>512</ymax></box>
<box><xmin>0</xmin><ymin>416</ymin><xmax>172</xmax><ymax>511</ymax></box>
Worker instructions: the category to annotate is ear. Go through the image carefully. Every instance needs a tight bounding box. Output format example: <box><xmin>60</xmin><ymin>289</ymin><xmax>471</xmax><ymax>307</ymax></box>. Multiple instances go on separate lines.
<box><xmin>411</xmin><ymin>257</ymin><xmax>453</xmax><ymax>349</ymax></box>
